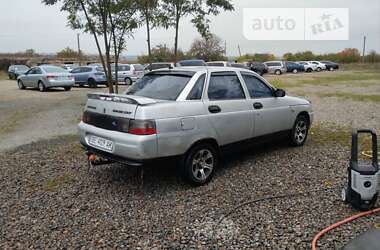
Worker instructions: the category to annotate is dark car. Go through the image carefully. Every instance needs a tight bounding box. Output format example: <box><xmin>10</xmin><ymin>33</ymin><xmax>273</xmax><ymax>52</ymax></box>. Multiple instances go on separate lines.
<box><xmin>230</xmin><ymin>63</ymin><xmax>249</xmax><ymax>69</ymax></box>
<box><xmin>70</xmin><ymin>66</ymin><xmax>108</xmax><ymax>88</ymax></box>
<box><xmin>321</xmin><ymin>61</ymin><xmax>339</xmax><ymax>71</ymax></box>
<box><xmin>285</xmin><ymin>61</ymin><xmax>305</xmax><ymax>74</ymax></box>
<box><xmin>176</xmin><ymin>60</ymin><xmax>207</xmax><ymax>67</ymax></box>
<box><xmin>248</xmin><ymin>62</ymin><xmax>268</xmax><ymax>76</ymax></box>
<box><xmin>8</xmin><ymin>65</ymin><xmax>30</xmax><ymax>80</ymax></box>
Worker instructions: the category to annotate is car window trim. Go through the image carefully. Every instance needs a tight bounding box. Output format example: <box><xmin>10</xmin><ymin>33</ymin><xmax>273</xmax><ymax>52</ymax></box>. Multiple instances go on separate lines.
<box><xmin>186</xmin><ymin>73</ymin><xmax>206</xmax><ymax>101</ymax></box>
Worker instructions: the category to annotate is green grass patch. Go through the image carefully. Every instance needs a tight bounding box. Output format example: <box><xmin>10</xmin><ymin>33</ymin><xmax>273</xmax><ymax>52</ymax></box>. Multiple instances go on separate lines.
<box><xmin>318</xmin><ymin>92</ymin><xmax>380</xmax><ymax>103</ymax></box>
<box><xmin>0</xmin><ymin>71</ymin><xmax>8</xmax><ymax>80</ymax></box>
<box><xmin>269</xmin><ymin>78</ymin><xmax>293</xmax><ymax>89</ymax></box>
<box><xmin>297</xmin><ymin>73</ymin><xmax>380</xmax><ymax>86</ymax></box>
<box><xmin>44</xmin><ymin>172</ymin><xmax>75</xmax><ymax>192</ymax></box>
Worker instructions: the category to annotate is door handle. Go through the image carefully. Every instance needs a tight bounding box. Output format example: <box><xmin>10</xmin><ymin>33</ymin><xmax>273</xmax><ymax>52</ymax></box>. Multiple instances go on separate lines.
<box><xmin>253</xmin><ymin>102</ymin><xmax>263</xmax><ymax>110</ymax></box>
<box><xmin>208</xmin><ymin>105</ymin><xmax>221</xmax><ymax>113</ymax></box>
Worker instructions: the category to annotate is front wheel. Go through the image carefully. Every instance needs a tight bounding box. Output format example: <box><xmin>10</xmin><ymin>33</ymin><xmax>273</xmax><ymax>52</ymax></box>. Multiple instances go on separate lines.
<box><xmin>180</xmin><ymin>143</ymin><xmax>218</xmax><ymax>186</ymax></box>
<box><xmin>64</xmin><ymin>86</ymin><xmax>72</xmax><ymax>91</ymax></box>
<box><xmin>88</xmin><ymin>78</ymin><xmax>97</xmax><ymax>88</ymax></box>
<box><xmin>316</xmin><ymin>67</ymin><xmax>322</xmax><ymax>72</ymax></box>
<box><xmin>124</xmin><ymin>77</ymin><xmax>132</xmax><ymax>85</ymax></box>
<box><xmin>292</xmin><ymin>69</ymin><xmax>298</xmax><ymax>74</ymax></box>
<box><xmin>275</xmin><ymin>69</ymin><xmax>282</xmax><ymax>75</ymax></box>
<box><xmin>290</xmin><ymin>115</ymin><xmax>309</xmax><ymax>146</ymax></box>
<box><xmin>17</xmin><ymin>80</ymin><xmax>25</xmax><ymax>89</ymax></box>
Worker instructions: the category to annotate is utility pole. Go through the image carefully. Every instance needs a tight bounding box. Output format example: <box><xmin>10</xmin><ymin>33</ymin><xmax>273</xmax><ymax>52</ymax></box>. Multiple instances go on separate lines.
<box><xmin>362</xmin><ymin>35</ymin><xmax>366</xmax><ymax>63</ymax></box>
<box><xmin>238</xmin><ymin>45</ymin><xmax>242</xmax><ymax>57</ymax></box>
<box><xmin>224</xmin><ymin>40</ymin><xmax>227</xmax><ymax>57</ymax></box>
<box><xmin>77</xmin><ymin>33</ymin><xmax>81</xmax><ymax>65</ymax></box>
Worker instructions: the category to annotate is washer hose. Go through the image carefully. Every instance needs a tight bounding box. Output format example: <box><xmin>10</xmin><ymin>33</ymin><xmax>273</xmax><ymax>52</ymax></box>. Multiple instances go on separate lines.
<box><xmin>312</xmin><ymin>207</ymin><xmax>380</xmax><ymax>250</ymax></box>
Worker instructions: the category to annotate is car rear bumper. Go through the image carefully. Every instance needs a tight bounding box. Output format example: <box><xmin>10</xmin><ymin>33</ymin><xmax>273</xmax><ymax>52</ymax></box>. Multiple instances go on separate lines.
<box><xmin>46</xmin><ymin>80</ymin><xmax>75</xmax><ymax>87</ymax></box>
<box><xmin>78</xmin><ymin>121</ymin><xmax>158</xmax><ymax>160</ymax></box>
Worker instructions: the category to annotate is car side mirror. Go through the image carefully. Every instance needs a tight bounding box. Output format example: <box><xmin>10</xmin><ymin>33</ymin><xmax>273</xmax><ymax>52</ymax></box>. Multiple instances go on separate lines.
<box><xmin>274</xmin><ymin>88</ymin><xmax>286</xmax><ymax>97</ymax></box>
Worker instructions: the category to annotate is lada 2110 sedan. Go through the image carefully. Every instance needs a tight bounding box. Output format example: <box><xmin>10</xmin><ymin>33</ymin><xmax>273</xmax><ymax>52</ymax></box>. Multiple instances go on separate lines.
<box><xmin>78</xmin><ymin>67</ymin><xmax>313</xmax><ymax>185</ymax></box>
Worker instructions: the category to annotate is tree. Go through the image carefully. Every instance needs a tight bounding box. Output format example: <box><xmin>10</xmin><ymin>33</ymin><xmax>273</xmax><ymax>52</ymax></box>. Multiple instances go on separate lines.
<box><xmin>42</xmin><ymin>0</ymin><xmax>139</xmax><ymax>93</ymax></box>
<box><xmin>57</xmin><ymin>47</ymin><xmax>79</xmax><ymax>58</ymax></box>
<box><xmin>161</xmin><ymin>0</ymin><xmax>233</xmax><ymax>62</ymax></box>
<box><xmin>137</xmin><ymin>0</ymin><xmax>161</xmax><ymax>62</ymax></box>
<box><xmin>137</xmin><ymin>44</ymin><xmax>186</xmax><ymax>63</ymax></box>
<box><xmin>187</xmin><ymin>34</ymin><xmax>226</xmax><ymax>61</ymax></box>
<box><xmin>24</xmin><ymin>49</ymin><xmax>36</xmax><ymax>57</ymax></box>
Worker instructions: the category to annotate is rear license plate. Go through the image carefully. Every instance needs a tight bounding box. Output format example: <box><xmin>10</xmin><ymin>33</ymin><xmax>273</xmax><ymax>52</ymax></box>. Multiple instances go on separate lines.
<box><xmin>88</xmin><ymin>135</ymin><xmax>114</xmax><ymax>151</ymax></box>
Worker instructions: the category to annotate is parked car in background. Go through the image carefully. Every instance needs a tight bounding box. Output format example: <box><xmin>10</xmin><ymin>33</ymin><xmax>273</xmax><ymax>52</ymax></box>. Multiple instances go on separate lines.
<box><xmin>263</xmin><ymin>61</ymin><xmax>287</xmax><ymax>75</ymax></box>
<box><xmin>17</xmin><ymin>65</ymin><xmax>74</xmax><ymax>92</ymax></box>
<box><xmin>176</xmin><ymin>60</ymin><xmax>207</xmax><ymax>67</ymax></box>
<box><xmin>144</xmin><ymin>62</ymin><xmax>175</xmax><ymax>73</ymax></box>
<box><xmin>71</xmin><ymin>66</ymin><xmax>107</xmax><ymax>88</ymax></box>
<box><xmin>206</xmin><ymin>61</ymin><xmax>232</xmax><ymax>67</ymax></box>
<box><xmin>112</xmin><ymin>64</ymin><xmax>144</xmax><ymax>85</ymax></box>
<box><xmin>8</xmin><ymin>65</ymin><xmax>30</xmax><ymax>80</ymax></box>
<box><xmin>62</xmin><ymin>64</ymin><xmax>79</xmax><ymax>72</ymax></box>
<box><xmin>320</xmin><ymin>61</ymin><xmax>339</xmax><ymax>71</ymax></box>
<box><xmin>248</xmin><ymin>62</ymin><xmax>268</xmax><ymax>76</ymax></box>
<box><xmin>297</xmin><ymin>61</ymin><xmax>317</xmax><ymax>72</ymax></box>
<box><xmin>79</xmin><ymin>67</ymin><xmax>313</xmax><ymax>185</ymax></box>
<box><xmin>309</xmin><ymin>61</ymin><xmax>326</xmax><ymax>72</ymax></box>
<box><xmin>285</xmin><ymin>61</ymin><xmax>305</xmax><ymax>74</ymax></box>
<box><xmin>230</xmin><ymin>63</ymin><xmax>250</xmax><ymax>69</ymax></box>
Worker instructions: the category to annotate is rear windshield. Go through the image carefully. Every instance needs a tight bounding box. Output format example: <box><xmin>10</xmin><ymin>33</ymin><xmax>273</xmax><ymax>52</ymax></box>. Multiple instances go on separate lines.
<box><xmin>207</xmin><ymin>62</ymin><xmax>224</xmax><ymax>66</ymax></box>
<box><xmin>133</xmin><ymin>64</ymin><xmax>144</xmax><ymax>71</ymax></box>
<box><xmin>179</xmin><ymin>60</ymin><xmax>205</xmax><ymax>66</ymax></box>
<box><xmin>42</xmin><ymin>66</ymin><xmax>67</xmax><ymax>73</ymax></box>
<box><xmin>125</xmin><ymin>73</ymin><xmax>192</xmax><ymax>100</ymax></box>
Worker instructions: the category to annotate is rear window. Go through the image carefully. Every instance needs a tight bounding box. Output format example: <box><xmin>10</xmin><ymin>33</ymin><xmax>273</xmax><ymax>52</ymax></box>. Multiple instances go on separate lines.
<box><xmin>179</xmin><ymin>60</ymin><xmax>206</xmax><ymax>66</ymax></box>
<box><xmin>42</xmin><ymin>66</ymin><xmax>67</xmax><ymax>73</ymax></box>
<box><xmin>151</xmin><ymin>64</ymin><xmax>171</xmax><ymax>70</ymax></box>
<box><xmin>125</xmin><ymin>72</ymin><xmax>193</xmax><ymax>101</ymax></box>
<box><xmin>133</xmin><ymin>64</ymin><xmax>144</xmax><ymax>71</ymax></box>
<box><xmin>207</xmin><ymin>62</ymin><xmax>224</xmax><ymax>66</ymax></box>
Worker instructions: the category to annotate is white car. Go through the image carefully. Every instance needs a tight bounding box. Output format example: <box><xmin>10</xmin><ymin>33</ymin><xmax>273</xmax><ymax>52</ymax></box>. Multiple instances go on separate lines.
<box><xmin>206</xmin><ymin>61</ymin><xmax>232</xmax><ymax>67</ymax></box>
<box><xmin>309</xmin><ymin>61</ymin><xmax>327</xmax><ymax>72</ymax></box>
<box><xmin>79</xmin><ymin>67</ymin><xmax>313</xmax><ymax>185</ymax></box>
<box><xmin>112</xmin><ymin>64</ymin><xmax>144</xmax><ymax>85</ymax></box>
<box><xmin>297</xmin><ymin>61</ymin><xmax>318</xmax><ymax>73</ymax></box>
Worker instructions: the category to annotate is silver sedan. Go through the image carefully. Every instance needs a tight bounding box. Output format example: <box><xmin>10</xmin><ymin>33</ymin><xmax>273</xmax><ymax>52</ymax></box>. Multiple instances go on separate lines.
<box><xmin>17</xmin><ymin>65</ymin><xmax>75</xmax><ymax>92</ymax></box>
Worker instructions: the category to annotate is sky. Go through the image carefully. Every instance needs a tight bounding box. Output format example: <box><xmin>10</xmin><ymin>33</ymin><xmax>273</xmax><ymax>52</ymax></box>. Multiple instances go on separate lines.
<box><xmin>0</xmin><ymin>0</ymin><xmax>379</xmax><ymax>57</ymax></box>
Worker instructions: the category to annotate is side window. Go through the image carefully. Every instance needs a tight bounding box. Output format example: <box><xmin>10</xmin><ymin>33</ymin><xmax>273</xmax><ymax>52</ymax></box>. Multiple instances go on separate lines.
<box><xmin>242</xmin><ymin>73</ymin><xmax>273</xmax><ymax>98</ymax></box>
<box><xmin>83</xmin><ymin>67</ymin><xmax>92</xmax><ymax>73</ymax></box>
<box><xmin>207</xmin><ymin>72</ymin><xmax>245</xmax><ymax>100</ymax></box>
<box><xmin>71</xmin><ymin>68</ymin><xmax>81</xmax><ymax>73</ymax></box>
<box><xmin>187</xmin><ymin>74</ymin><xmax>206</xmax><ymax>100</ymax></box>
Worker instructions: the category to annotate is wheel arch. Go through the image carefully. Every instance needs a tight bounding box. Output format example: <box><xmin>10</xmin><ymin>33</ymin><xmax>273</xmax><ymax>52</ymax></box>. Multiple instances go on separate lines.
<box><xmin>186</xmin><ymin>138</ymin><xmax>220</xmax><ymax>156</ymax></box>
<box><xmin>297</xmin><ymin>111</ymin><xmax>310</xmax><ymax>125</ymax></box>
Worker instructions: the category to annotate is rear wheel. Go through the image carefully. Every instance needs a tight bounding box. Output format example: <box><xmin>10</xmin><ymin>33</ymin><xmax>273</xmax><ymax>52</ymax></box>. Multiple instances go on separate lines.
<box><xmin>124</xmin><ymin>77</ymin><xmax>132</xmax><ymax>85</ymax></box>
<box><xmin>180</xmin><ymin>143</ymin><xmax>218</xmax><ymax>186</ymax></box>
<box><xmin>88</xmin><ymin>78</ymin><xmax>97</xmax><ymax>88</ymax></box>
<box><xmin>17</xmin><ymin>80</ymin><xmax>25</xmax><ymax>89</ymax></box>
<box><xmin>316</xmin><ymin>67</ymin><xmax>322</xmax><ymax>72</ymax></box>
<box><xmin>290</xmin><ymin>115</ymin><xmax>309</xmax><ymax>146</ymax></box>
<box><xmin>329</xmin><ymin>67</ymin><xmax>334</xmax><ymax>71</ymax></box>
<box><xmin>38</xmin><ymin>81</ymin><xmax>46</xmax><ymax>92</ymax></box>
<box><xmin>64</xmin><ymin>86</ymin><xmax>72</xmax><ymax>91</ymax></box>
<box><xmin>292</xmin><ymin>69</ymin><xmax>298</xmax><ymax>74</ymax></box>
<box><xmin>275</xmin><ymin>69</ymin><xmax>282</xmax><ymax>75</ymax></box>
<box><xmin>306</xmin><ymin>68</ymin><xmax>312</xmax><ymax>73</ymax></box>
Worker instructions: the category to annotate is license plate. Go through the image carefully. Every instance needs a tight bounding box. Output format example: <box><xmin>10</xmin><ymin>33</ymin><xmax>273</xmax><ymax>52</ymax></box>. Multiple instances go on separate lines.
<box><xmin>88</xmin><ymin>135</ymin><xmax>114</xmax><ymax>151</ymax></box>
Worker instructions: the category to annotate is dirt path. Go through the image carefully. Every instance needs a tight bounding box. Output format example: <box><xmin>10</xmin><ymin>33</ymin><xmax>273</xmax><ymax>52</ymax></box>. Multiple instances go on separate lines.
<box><xmin>0</xmin><ymin>79</ymin><xmax>127</xmax><ymax>152</ymax></box>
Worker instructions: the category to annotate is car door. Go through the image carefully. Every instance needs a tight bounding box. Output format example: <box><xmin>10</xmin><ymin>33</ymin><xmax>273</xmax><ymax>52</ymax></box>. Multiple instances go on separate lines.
<box><xmin>22</xmin><ymin>68</ymin><xmax>34</xmax><ymax>86</ymax></box>
<box><xmin>204</xmin><ymin>71</ymin><xmax>253</xmax><ymax>146</ymax></box>
<box><xmin>240</xmin><ymin>72</ymin><xmax>293</xmax><ymax>137</ymax></box>
<box><xmin>71</xmin><ymin>67</ymin><xmax>82</xmax><ymax>83</ymax></box>
<box><xmin>31</xmin><ymin>67</ymin><xmax>43</xmax><ymax>88</ymax></box>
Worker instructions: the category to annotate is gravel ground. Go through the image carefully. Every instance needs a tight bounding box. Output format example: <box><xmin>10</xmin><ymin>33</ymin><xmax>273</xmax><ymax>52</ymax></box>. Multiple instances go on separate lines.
<box><xmin>0</xmin><ymin>135</ymin><xmax>379</xmax><ymax>249</ymax></box>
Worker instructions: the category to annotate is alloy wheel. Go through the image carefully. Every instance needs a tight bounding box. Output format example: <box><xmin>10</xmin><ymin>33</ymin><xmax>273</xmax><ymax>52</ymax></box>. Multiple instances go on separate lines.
<box><xmin>294</xmin><ymin>119</ymin><xmax>307</xmax><ymax>144</ymax></box>
<box><xmin>191</xmin><ymin>149</ymin><xmax>214</xmax><ymax>181</ymax></box>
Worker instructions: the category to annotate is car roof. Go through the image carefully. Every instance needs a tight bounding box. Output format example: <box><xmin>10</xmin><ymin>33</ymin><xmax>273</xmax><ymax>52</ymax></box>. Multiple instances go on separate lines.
<box><xmin>153</xmin><ymin>66</ymin><xmax>255</xmax><ymax>74</ymax></box>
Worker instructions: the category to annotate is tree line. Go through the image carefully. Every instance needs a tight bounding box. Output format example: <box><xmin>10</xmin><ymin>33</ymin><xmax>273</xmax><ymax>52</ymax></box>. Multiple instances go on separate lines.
<box><xmin>42</xmin><ymin>0</ymin><xmax>234</xmax><ymax>93</ymax></box>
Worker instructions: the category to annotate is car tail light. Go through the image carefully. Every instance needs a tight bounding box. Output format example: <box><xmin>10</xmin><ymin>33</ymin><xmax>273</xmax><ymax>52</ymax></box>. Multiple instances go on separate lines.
<box><xmin>47</xmin><ymin>75</ymin><xmax>58</xmax><ymax>80</ymax></box>
<box><xmin>128</xmin><ymin>119</ymin><xmax>156</xmax><ymax>135</ymax></box>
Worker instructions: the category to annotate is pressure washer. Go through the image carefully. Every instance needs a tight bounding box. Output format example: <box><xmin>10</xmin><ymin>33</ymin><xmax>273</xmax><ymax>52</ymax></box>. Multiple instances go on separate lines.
<box><xmin>341</xmin><ymin>129</ymin><xmax>379</xmax><ymax>211</ymax></box>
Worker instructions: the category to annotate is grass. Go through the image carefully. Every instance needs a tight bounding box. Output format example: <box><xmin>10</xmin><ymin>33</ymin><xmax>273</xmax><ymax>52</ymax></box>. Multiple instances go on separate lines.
<box><xmin>297</xmin><ymin>73</ymin><xmax>380</xmax><ymax>86</ymax></box>
<box><xmin>318</xmin><ymin>92</ymin><xmax>380</xmax><ymax>103</ymax></box>
<box><xmin>0</xmin><ymin>71</ymin><xmax>8</xmax><ymax>80</ymax></box>
<box><xmin>44</xmin><ymin>172</ymin><xmax>75</xmax><ymax>192</ymax></box>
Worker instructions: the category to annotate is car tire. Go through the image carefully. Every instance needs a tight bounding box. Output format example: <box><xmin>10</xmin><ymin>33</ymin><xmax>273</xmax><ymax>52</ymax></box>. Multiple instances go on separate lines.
<box><xmin>64</xmin><ymin>86</ymin><xmax>72</xmax><ymax>91</ymax></box>
<box><xmin>316</xmin><ymin>67</ymin><xmax>322</xmax><ymax>72</ymax></box>
<box><xmin>180</xmin><ymin>143</ymin><xmax>218</xmax><ymax>186</ymax></box>
<box><xmin>124</xmin><ymin>77</ymin><xmax>132</xmax><ymax>85</ymax></box>
<box><xmin>306</xmin><ymin>68</ymin><xmax>312</xmax><ymax>73</ymax></box>
<box><xmin>17</xmin><ymin>80</ymin><xmax>25</xmax><ymax>90</ymax></box>
<box><xmin>275</xmin><ymin>69</ymin><xmax>282</xmax><ymax>75</ymax></box>
<box><xmin>329</xmin><ymin>67</ymin><xmax>334</xmax><ymax>71</ymax></box>
<box><xmin>292</xmin><ymin>69</ymin><xmax>298</xmax><ymax>74</ymax></box>
<box><xmin>38</xmin><ymin>81</ymin><xmax>46</xmax><ymax>92</ymax></box>
<box><xmin>88</xmin><ymin>78</ymin><xmax>97</xmax><ymax>88</ymax></box>
<box><xmin>290</xmin><ymin>114</ymin><xmax>309</xmax><ymax>147</ymax></box>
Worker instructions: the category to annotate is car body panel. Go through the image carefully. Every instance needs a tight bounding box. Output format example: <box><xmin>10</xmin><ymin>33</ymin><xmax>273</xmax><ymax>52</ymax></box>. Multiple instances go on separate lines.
<box><xmin>18</xmin><ymin>66</ymin><xmax>74</xmax><ymax>88</ymax></box>
<box><xmin>71</xmin><ymin>66</ymin><xmax>107</xmax><ymax>85</ymax></box>
<box><xmin>263</xmin><ymin>61</ymin><xmax>287</xmax><ymax>74</ymax></box>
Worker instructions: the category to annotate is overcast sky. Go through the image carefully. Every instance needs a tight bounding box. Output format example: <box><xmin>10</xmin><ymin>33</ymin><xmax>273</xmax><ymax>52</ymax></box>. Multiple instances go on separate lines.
<box><xmin>1</xmin><ymin>0</ymin><xmax>379</xmax><ymax>57</ymax></box>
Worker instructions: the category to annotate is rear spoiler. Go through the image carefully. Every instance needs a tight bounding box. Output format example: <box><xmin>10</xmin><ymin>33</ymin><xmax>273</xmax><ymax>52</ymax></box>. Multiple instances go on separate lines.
<box><xmin>87</xmin><ymin>93</ymin><xmax>139</xmax><ymax>105</ymax></box>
